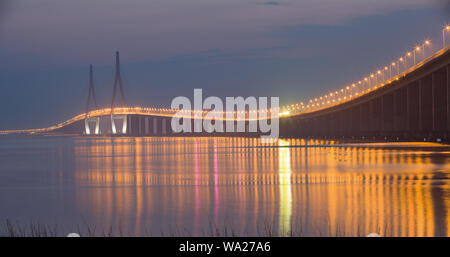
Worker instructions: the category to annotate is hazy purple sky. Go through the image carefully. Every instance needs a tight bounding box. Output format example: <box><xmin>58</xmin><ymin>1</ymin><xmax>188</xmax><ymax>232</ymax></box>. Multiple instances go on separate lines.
<box><xmin>0</xmin><ymin>0</ymin><xmax>449</xmax><ymax>128</ymax></box>
<box><xmin>0</xmin><ymin>0</ymin><xmax>442</xmax><ymax>65</ymax></box>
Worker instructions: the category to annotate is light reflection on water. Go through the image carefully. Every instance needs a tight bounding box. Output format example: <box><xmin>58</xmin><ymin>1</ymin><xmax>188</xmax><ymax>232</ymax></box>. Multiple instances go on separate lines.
<box><xmin>0</xmin><ymin>136</ymin><xmax>450</xmax><ymax>236</ymax></box>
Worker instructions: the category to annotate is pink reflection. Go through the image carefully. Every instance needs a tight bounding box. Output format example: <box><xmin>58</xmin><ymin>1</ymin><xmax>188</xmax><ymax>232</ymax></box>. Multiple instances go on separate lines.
<box><xmin>214</xmin><ymin>139</ymin><xmax>219</xmax><ymax>226</ymax></box>
<box><xmin>194</xmin><ymin>140</ymin><xmax>200</xmax><ymax>236</ymax></box>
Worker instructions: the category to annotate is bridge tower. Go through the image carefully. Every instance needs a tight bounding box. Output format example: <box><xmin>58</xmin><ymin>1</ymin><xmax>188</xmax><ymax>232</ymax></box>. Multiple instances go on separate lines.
<box><xmin>84</xmin><ymin>64</ymin><xmax>100</xmax><ymax>135</ymax></box>
<box><xmin>110</xmin><ymin>51</ymin><xmax>128</xmax><ymax>134</ymax></box>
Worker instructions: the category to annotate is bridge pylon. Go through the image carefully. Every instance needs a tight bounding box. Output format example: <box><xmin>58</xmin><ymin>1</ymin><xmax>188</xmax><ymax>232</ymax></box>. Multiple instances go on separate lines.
<box><xmin>84</xmin><ymin>64</ymin><xmax>100</xmax><ymax>135</ymax></box>
<box><xmin>110</xmin><ymin>51</ymin><xmax>127</xmax><ymax>134</ymax></box>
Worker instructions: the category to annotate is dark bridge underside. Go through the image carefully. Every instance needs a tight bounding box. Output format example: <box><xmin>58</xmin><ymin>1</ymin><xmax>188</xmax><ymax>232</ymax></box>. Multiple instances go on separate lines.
<box><xmin>280</xmin><ymin>50</ymin><xmax>450</xmax><ymax>143</ymax></box>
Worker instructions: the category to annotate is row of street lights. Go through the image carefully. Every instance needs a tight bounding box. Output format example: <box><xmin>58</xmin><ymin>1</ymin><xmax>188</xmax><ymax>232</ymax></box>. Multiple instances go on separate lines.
<box><xmin>282</xmin><ymin>24</ymin><xmax>450</xmax><ymax>115</ymax></box>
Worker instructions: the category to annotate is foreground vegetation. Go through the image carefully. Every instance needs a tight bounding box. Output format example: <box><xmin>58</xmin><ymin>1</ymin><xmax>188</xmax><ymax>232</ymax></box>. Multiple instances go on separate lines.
<box><xmin>0</xmin><ymin>219</ymin><xmax>394</xmax><ymax>237</ymax></box>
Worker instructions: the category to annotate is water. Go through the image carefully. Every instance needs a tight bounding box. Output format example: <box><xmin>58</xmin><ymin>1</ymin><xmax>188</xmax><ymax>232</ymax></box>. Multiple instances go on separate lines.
<box><xmin>0</xmin><ymin>136</ymin><xmax>450</xmax><ymax>236</ymax></box>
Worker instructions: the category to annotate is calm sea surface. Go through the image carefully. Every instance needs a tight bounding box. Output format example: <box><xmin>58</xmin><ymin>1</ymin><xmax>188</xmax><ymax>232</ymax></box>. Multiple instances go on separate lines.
<box><xmin>0</xmin><ymin>136</ymin><xmax>450</xmax><ymax>236</ymax></box>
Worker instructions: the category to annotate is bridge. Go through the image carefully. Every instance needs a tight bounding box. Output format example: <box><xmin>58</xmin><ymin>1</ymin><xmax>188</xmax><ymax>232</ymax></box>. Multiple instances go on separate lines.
<box><xmin>281</xmin><ymin>46</ymin><xmax>450</xmax><ymax>142</ymax></box>
<box><xmin>1</xmin><ymin>26</ymin><xmax>450</xmax><ymax>143</ymax></box>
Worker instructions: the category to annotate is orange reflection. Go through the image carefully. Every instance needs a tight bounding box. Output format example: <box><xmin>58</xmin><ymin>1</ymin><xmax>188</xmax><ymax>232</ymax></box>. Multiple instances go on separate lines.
<box><xmin>278</xmin><ymin>139</ymin><xmax>292</xmax><ymax>236</ymax></box>
<box><xmin>72</xmin><ymin>138</ymin><xmax>450</xmax><ymax>236</ymax></box>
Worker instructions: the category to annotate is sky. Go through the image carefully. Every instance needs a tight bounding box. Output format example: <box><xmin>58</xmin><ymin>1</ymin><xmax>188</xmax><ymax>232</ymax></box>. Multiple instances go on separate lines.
<box><xmin>0</xmin><ymin>0</ymin><xmax>449</xmax><ymax>129</ymax></box>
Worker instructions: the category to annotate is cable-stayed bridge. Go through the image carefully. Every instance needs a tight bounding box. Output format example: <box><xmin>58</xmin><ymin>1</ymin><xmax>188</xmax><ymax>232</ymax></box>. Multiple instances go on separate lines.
<box><xmin>1</xmin><ymin>27</ymin><xmax>450</xmax><ymax>143</ymax></box>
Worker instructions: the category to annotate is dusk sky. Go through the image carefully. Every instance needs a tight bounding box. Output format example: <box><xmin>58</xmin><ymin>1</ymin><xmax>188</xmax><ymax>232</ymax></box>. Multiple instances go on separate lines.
<box><xmin>0</xmin><ymin>0</ymin><xmax>449</xmax><ymax>129</ymax></box>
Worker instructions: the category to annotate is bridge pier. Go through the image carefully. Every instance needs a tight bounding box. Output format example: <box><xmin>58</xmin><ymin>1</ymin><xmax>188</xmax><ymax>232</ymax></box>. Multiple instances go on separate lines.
<box><xmin>406</xmin><ymin>86</ymin><xmax>410</xmax><ymax>131</ymax></box>
<box><xmin>447</xmin><ymin>64</ymin><xmax>450</xmax><ymax>131</ymax></box>
<box><xmin>419</xmin><ymin>79</ymin><xmax>423</xmax><ymax>132</ymax></box>
<box><xmin>153</xmin><ymin>117</ymin><xmax>158</xmax><ymax>135</ymax></box>
<box><xmin>373</xmin><ymin>97</ymin><xmax>382</xmax><ymax>136</ymax></box>
<box><xmin>421</xmin><ymin>75</ymin><xmax>433</xmax><ymax>136</ymax></box>
<box><xmin>84</xmin><ymin>117</ymin><xmax>100</xmax><ymax>135</ymax></box>
<box><xmin>398</xmin><ymin>88</ymin><xmax>408</xmax><ymax>135</ymax></box>
<box><xmin>111</xmin><ymin>114</ymin><xmax>128</xmax><ymax>135</ymax></box>
<box><xmin>431</xmin><ymin>65</ymin><xmax>449</xmax><ymax>140</ymax></box>
<box><xmin>408</xmin><ymin>82</ymin><xmax>420</xmax><ymax>134</ymax></box>
<box><xmin>432</xmin><ymin>73</ymin><xmax>436</xmax><ymax>131</ymax></box>
<box><xmin>124</xmin><ymin>115</ymin><xmax>176</xmax><ymax>136</ymax></box>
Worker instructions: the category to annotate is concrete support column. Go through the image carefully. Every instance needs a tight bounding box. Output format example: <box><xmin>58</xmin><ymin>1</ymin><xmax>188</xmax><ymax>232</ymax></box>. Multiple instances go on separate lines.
<box><xmin>380</xmin><ymin>96</ymin><xmax>384</xmax><ymax>132</ymax></box>
<box><xmin>447</xmin><ymin>64</ymin><xmax>450</xmax><ymax>131</ymax></box>
<box><xmin>419</xmin><ymin>80</ymin><xmax>422</xmax><ymax>131</ymax></box>
<box><xmin>406</xmin><ymin>86</ymin><xmax>410</xmax><ymax>131</ymax></box>
<box><xmin>359</xmin><ymin>104</ymin><xmax>363</xmax><ymax>134</ymax></box>
<box><xmin>153</xmin><ymin>118</ymin><xmax>158</xmax><ymax>135</ymax></box>
<box><xmin>111</xmin><ymin>114</ymin><xmax>127</xmax><ymax>135</ymax></box>
<box><xmin>85</xmin><ymin>117</ymin><xmax>100</xmax><ymax>135</ymax></box>
<box><xmin>393</xmin><ymin>92</ymin><xmax>397</xmax><ymax>131</ymax></box>
<box><xmin>128</xmin><ymin>115</ymin><xmax>131</xmax><ymax>135</ymax></box>
<box><xmin>123</xmin><ymin>115</ymin><xmax>128</xmax><ymax>134</ymax></box>
<box><xmin>162</xmin><ymin>119</ymin><xmax>167</xmax><ymax>135</ymax></box>
<box><xmin>139</xmin><ymin>116</ymin><xmax>142</xmax><ymax>135</ymax></box>
<box><xmin>432</xmin><ymin>73</ymin><xmax>436</xmax><ymax>131</ymax></box>
<box><xmin>369</xmin><ymin>100</ymin><xmax>374</xmax><ymax>135</ymax></box>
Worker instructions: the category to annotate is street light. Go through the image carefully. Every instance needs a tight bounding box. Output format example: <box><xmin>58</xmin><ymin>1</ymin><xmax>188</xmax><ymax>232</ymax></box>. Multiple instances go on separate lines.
<box><xmin>413</xmin><ymin>46</ymin><xmax>420</xmax><ymax>65</ymax></box>
<box><xmin>443</xmin><ymin>25</ymin><xmax>450</xmax><ymax>48</ymax></box>
<box><xmin>376</xmin><ymin>70</ymin><xmax>381</xmax><ymax>85</ymax></box>
<box><xmin>384</xmin><ymin>66</ymin><xmax>388</xmax><ymax>81</ymax></box>
<box><xmin>406</xmin><ymin>52</ymin><xmax>412</xmax><ymax>68</ymax></box>
<box><xmin>391</xmin><ymin>62</ymin><xmax>397</xmax><ymax>78</ymax></box>
<box><xmin>398</xmin><ymin>57</ymin><xmax>405</xmax><ymax>72</ymax></box>
<box><xmin>370</xmin><ymin>74</ymin><xmax>374</xmax><ymax>89</ymax></box>
<box><xmin>422</xmin><ymin>40</ymin><xmax>430</xmax><ymax>58</ymax></box>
